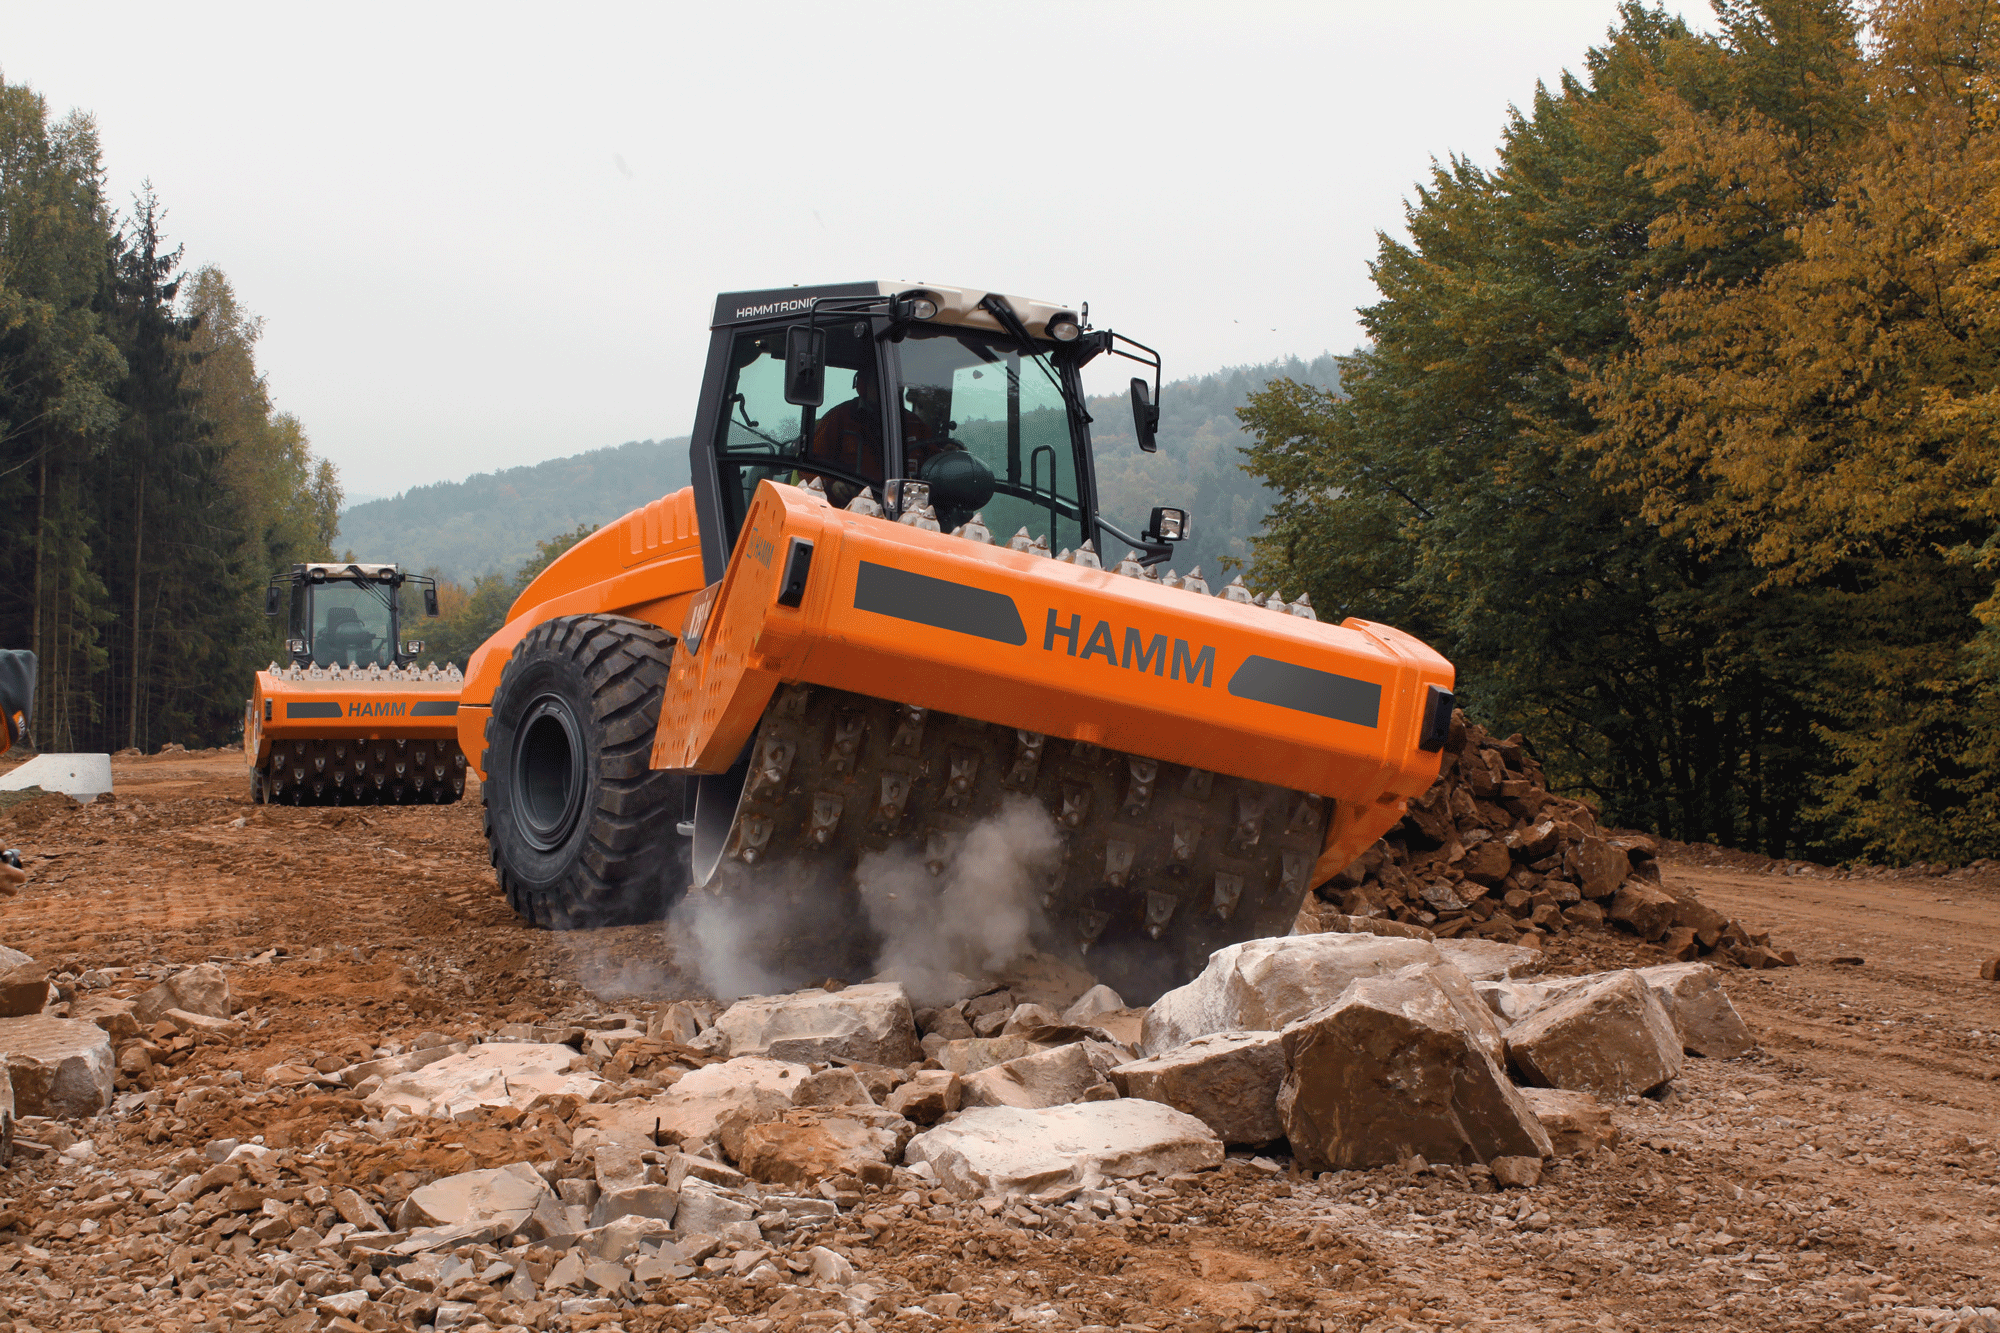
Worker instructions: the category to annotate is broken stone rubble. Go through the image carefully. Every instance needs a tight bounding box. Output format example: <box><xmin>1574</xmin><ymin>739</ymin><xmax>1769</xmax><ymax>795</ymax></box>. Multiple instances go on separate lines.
<box><xmin>0</xmin><ymin>1012</ymin><xmax>114</xmax><ymax>1117</ymax></box>
<box><xmin>1278</xmin><ymin>963</ymin><xmax>1552</xmax><ymax>1171</ymax></box>
<box><xmin>1140</xmin><ymin>932</ymin><xmax>1443</xmax><ymax>1055</ymax></box>
<box><xmin>1304</xmin><ymin>707</ymin><xmax>1795</xmax><ymax>967</ymax></box>
<box><xmin>702</xmin><ymin>981</ymin><xmax>921</xmax><ymax>1066</ymax></box>
<box><xmin>365</xmin><ymin>1041</ymin><xmax>604</xmax><ymax>1119</ymax></box>
<box><xmin>1505</xmin><ymin>968</ymin><xmax>1684</xmax><ymax>1099</ymax></box>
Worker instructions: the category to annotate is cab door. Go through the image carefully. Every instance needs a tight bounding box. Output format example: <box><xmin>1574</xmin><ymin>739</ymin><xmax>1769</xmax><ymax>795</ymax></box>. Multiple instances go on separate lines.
<box><xmin>689</xmin><ymin>319</ymin><xmax>891</xmax><ymax>580</ymax></box>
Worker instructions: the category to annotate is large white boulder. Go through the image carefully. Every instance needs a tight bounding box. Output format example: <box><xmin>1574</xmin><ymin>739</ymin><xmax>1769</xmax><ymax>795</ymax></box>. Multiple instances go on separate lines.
<box><xmin>0</xmin><ymin>946</ymin><xmax>46</xmax><ymax>1018</ymax></box>
<box><xmin>0</xmin><ymin>1014</ymin><xmax>114</xmax><ymax>1117</ymax></box>
<box><xmin>576</xmin><ymin>1056</ymin><xmax>811</xmax><ymax>1159</ymax></box>
<box><xmin>1141</xmin><ymin>933</ymin><xmax>1443</xmax><ymax>1055</ymax></box>
<box><xmin>1432</xmin><ymin>939</ymin><xmax>1544</xmax><ymax>981</ymax></box>
<box><xmin>905</xmin><ymin>1100</ymin><xmax>1222</xmax><ymax>1198</ymax></box>
<box><xmin>1110</xmin><ymin>1031</ymin><xmax>1286</xmax><ymax>1145</ymax></box>
<box><xmin>1505</xmin><ymin>969</ymin><xmax>1683</xmax><ymax>1098</ymax></box>
<box><xmin>958</xmin><ymin>1042</ymin><xmax>1117</xmax><ymax>1110</ymax></box>
<box><xmin>0</xmin><ymin>753</ymin><xmax>110</xmax><ymax>800</ymax></box>
<box><xmin>400</xmin><ymin>1161</ymin><xmax>555</xmax><ymax>1233</ymax></box>
<box><xmin>706</xmin><ymin>983</ymin><xmax>921</xmax><ymax>1066</ymax></box>
<box><xmin>1637</xmin><ymin>963</ymin><xmax>1756</xmax><ymax>1058</ymax></box>
<box><xmin>365</xmin><ymin>1043</ymin><xmax>603</xmax><ymax>1119</ymax></box>
<box><xmin>1277</xmin><ymin>964</ymin><xmax>1551</xmax><ymax>1172</ymax></box>
<box><xmin>736</xmin><ymin>1105</ymin><xmax>915</xmax><ymax>1189</ymax></box>
<box><xmin>132</xmin><ymin>963</ymin><xmax>231</xmax><ymax>1027</ymax></box>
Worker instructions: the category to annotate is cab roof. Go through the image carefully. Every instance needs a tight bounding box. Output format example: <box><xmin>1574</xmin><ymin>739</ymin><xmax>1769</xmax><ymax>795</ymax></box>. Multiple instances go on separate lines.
<box><xmin>712</xmin><ymin>281</ymin><xmax>1078</xmax><ymax>342</ymax></box>
<box><xmin>294</xmin><ymin>562</ymin><xmax>400</xmax><ymax>582</ymax></box>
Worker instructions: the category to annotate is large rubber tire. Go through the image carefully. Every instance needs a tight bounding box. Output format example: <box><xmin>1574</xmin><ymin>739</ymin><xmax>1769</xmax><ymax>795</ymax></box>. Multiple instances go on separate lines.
<box><xmin>483</xmin><ymin>614</ymin><xmax>682</xmax><ymax>928</ymax></box>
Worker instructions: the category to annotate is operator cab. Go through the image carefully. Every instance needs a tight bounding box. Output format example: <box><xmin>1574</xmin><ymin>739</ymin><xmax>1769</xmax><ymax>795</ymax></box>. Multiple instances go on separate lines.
<box><xmin>263</xmin><ymin>563</ymin><xmax>441</xmax><ymax>669</ymax></box>
<box><xmin>690</xmin><ymin>282</ymin><xmax>1185</xmax><ymax>582</ymax></box>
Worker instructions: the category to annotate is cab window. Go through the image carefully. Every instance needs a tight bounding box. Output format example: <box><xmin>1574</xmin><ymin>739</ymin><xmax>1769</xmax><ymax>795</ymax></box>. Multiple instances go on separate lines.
<box><xmin>310</xmin><ymin>583</ymin><xmax>394</xmax><ymax>669</ymax></box>
<box><xmin>894</xmin><ymin>328</ymin><xmax>1086</xmax><ymax>553</ymax></box>
<box><xmin>711</xmin><ymin>324</ymin><xmax>876</xmax><ymax>538</ymax></box>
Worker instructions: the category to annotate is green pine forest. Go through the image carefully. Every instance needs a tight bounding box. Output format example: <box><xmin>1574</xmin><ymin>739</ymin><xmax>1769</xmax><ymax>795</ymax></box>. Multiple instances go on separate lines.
<box><xmin>0</xmin><ymin>78</ymin><xmax>338</xmax><ymax>754</ymax></box>
<box><xmin>1236</xmin><ymin>0</ymin><xmax>2000</xmax><ymax>867</ymax></box>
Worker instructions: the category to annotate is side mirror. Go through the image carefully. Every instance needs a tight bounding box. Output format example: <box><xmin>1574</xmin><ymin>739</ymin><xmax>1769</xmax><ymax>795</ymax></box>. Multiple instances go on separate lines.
<box><xmin>784</xmin><ymin>325</ymin><xmax>827</xmax><ymax>407</ymax></box>
<box><xmin>264</xmin><ymin>585</ymin><xmax>283</xmax><ymax>617</ymax></box>
<box><xmin>1144</xmin><ymin>507</ymin><xmax>1188</xmax><ymax>544</ymax></box>
<box><xmin>424</xmin><ymin>587</ymin><xmax>440</xmax><ymax>617</ymax></box>
<box><xmin>1130</xmin><ymin>377</ymin><xmax>1159</xmax><ymax>453</ymax></box>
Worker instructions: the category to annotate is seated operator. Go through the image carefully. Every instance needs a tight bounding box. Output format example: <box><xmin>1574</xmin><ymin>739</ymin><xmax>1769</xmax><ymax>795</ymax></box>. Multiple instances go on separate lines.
<box><xmin>808</xmin><ymin>359</ymin><xmax>943</xmax><ymax>502</ymax></box>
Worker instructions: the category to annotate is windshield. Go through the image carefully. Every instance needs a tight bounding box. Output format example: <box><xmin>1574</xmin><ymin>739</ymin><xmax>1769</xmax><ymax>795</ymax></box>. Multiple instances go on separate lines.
<box><xmin>893</xmin><ymin>328</ymin><xmax>1087</xmax><ymax>553</ymax></box>
<box><xmin>309</xmin><ymin>581</ymin><xmax>395</xmax><ymax>668</ymax></box>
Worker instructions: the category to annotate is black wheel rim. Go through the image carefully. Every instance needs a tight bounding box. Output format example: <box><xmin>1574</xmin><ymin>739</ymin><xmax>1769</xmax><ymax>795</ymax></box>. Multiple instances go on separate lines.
<box><xmin>514</xmin><ymin>693</ymin><xmax>588</xmax><ymax>852</ymax></box>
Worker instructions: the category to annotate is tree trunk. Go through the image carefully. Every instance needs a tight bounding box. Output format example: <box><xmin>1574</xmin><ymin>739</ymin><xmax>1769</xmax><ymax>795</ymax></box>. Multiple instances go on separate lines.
<box><xmin>129</xmin><ymin>466</ymin><xmax>144</xmax><ymax>751</ymax></box>
<box><xmin>30</xmin><ymin>453</ymin><xmax>45</xmax><ymax>745</ymax></box>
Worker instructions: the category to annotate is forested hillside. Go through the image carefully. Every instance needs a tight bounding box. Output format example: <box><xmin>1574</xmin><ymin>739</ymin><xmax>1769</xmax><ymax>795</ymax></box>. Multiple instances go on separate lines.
<box><xmin>335</xmin><ymin>437</ymin><xmax>691</xmax><ymax>582</ymax></box>
<box><xmin>1240</xmin><ymin>0</ymin><xmax>2000</xmax><ymax>867</ymax></box>
<box><xmin>0</xmin><ymin>80</ymin><xmax>339</xmax><ymax>752</ymax></box>
<box><xmin>1091</xmin><ymin>355</ymin><xmax>1338</xmax><ymax>580</ymax></box>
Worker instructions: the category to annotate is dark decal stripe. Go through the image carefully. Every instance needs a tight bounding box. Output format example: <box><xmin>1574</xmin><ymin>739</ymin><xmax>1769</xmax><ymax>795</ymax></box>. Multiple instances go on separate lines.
<box><xmin>409</xmin><ymin>701</ymin><xmax>459</xmax><ymax>716</ymax></box>
<box><xmin>285</xmin><ymin>702</ymin><xmax>343</xmax><ymax>719</ymax></box>
<box><xmin>1226</xmin><ymin>655</ymin><xmax>1381</xmax><ymax>727</ymax></box>
<box><xmin>853</xmin><ymin>562</ymin><xmax>1027</xmax><ymax>645</ymax></box>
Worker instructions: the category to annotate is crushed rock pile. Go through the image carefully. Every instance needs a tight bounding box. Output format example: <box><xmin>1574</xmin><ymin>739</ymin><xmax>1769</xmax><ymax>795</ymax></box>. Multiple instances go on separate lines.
<box><xmin>1300</xmin><ymin>710</ymin><xmax>1796</xmax><ymax>969</ymax></box>
<box><xmin>0</xmin><ymin>931</ymin><xmax>1802</xmax><ymax>1333</ymax></box>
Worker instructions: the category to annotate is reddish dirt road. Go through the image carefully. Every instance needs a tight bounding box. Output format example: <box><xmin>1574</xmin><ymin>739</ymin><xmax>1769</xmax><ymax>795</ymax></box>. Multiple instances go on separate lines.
<box><xmin>0</xmin><ymin>750</ymin><xmax>1994</xmax><ymax>1332</ymax></box>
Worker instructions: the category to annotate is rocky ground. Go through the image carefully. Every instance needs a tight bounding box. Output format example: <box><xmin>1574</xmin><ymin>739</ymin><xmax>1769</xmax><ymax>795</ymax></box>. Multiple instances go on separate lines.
<box><xmin>0</xmin><ymin>750</ymin><xmax>1995</xmax><ymax>1333</ymax></box>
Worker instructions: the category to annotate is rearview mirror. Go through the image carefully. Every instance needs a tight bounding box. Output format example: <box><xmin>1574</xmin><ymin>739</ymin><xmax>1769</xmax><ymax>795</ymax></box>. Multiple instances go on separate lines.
<box><xmin>1130</xmin><ymin>377</ymin><xmax>1159</xmax><ymax>453</ymax></box>
<box><xmin>784</xmin><ymin>325</ymin><xmax>827</xmax><ymax>407</ymax></box>
<box><xmin>264</xmin><ymin>585</ymin><xmax>283</xmax><ymax>617</ymax></box>
<box><xmin>1144</xmin><ymin>507</ymin><xmax>1188</xmax><ymax>543</ymax></box>
<box><xmin>424</xmin><ymin>586</ymin><xmax>439</xmax><ymax>617</ymax></box>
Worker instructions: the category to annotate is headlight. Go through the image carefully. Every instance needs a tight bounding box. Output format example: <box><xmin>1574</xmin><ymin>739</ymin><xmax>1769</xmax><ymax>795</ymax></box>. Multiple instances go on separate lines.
<box><xmin>910</xmin><ymin>297</ymin><xmax>938</xmax><ymax>320</ymax></box>
<box><xmin>1046</xmin><ymin>312</ymin><xmax>1080</xmax><ymax>341</ymax></box>
<box><xmin>403</xmin><ymin>641</ymin><xmax>424</xmax><ymax>655</ymax></box>
<box><xmin>287</xmin><ymin>638</ymin><xmax>307</xmax><ymax>656</ymax></box>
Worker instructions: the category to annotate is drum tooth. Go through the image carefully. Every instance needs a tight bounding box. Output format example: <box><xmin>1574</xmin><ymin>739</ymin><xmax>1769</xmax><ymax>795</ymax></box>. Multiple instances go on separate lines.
<box><xmin>1004</xmin><ymin>731</ymin><xmax>1045</xmax><ymax>790</ymax></box>
<box><xmin>1286</xmin><ymin>791</ymin><xmax>1324</xmax><ymax>837</ymax></box>
<box><xmin>1181</xmin><ymin>767</ymin><xmax>1214</xmax><ymax>800</ymax></box>
<box><xmin>746</xmin><ymin>734</ymin><xmax>796</xmax><ymax>800</ymax></box>
<box><xmin>1232</xmin><ymin>790</ymin><xmax>1269</xmax><ymax>851</ymax></box>
<box><xmin>807</xmin><ymin>792</ymin><xmax>845</xmax><ymax>846</ymax></box>
<box><xmin>1104</xmin><ymin>839</ymin><xmax>1136</xmax><ymax>889</ymax></box>
<box><xmin>1279</xmin><ymin>849</ymin><xmax>1314</xmax><ymax>900</ymax></box>
<box><xmin>1144</xmin><ymin>889</ymin><xmax>1179</xmax><ymax>939</ymax></box>
<box><xmin>1076</xmin><ymin>909</ymin><xmax>1111</xmax><ymax>952</ymax></box>
<box><xmin>924</xmin><ymin>827</ymin><xmax>953</xmax><ymax>877</ymax></box>
<box><xmin>1059</xmin><ymin>783</ymin><xmax>1091</xmax><ymax>830</ymax></box>
<box><xmin>889</xmin><ymin>705</ymin><xmax>927</xmax><ymax>756</ymax></box>
<box><xmin>1171</xmin><ymin>817</ymin><xmax>1201</xmax><ymax>866</ymax></box>
<box><xmin>871</xmin><ymin>772</ymin><xmax>911</xmax><ymax>833</ymax></box>
<box><xmin>1211</xmin><ymin>873</ymin><xmax>1244</xmax><ymax>921</ymax></box>
<box><xmin>827</xmin><ymin>711</ymin><xmax>866</xmax><ymax>775</ymax></box>
<box><xmin>730</xmin><ymin>812</ymin><xmax>774</xmax><ymax>864</ymax></box>
<box><xmin>944</xmin><ymin>748</ymin><xmax>980</xmax><ymax>810</ymax></box>
<box><xmin>1122</xmin><ymin>757</ymin><xmax>1158</xmax><ymax>818</ymax></box>
<box><xmin>774</xmin><ymin>684</ymin><xmax>812</xmax><ymax>721</ymax></box>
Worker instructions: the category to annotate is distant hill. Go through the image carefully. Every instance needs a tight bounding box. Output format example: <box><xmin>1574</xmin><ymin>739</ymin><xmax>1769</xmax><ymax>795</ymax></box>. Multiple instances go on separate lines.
<box><xmin>1091</xmin><ymin>354</ymin><xmax>1342</xmax><ymax>582</ymax></box>
<box><xmin>335</xmin><ymin>437</ymin><xmax>692</xmax><ymax>582</ymax></box>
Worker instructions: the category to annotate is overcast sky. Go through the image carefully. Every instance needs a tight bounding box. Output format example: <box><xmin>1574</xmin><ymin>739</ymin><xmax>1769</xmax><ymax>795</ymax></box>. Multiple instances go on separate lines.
<box><xmin>1</xmin><ymin>1</ymin><xmax>1711</xmax><ymax>496</ymax></box>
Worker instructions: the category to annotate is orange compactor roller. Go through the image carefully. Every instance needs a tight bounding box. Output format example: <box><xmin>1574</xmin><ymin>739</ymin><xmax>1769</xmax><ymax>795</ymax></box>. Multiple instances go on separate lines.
<box><xmin>245</xmin><ymin>562</ymin><xmax>467</xmax><ymax>806</ymax></box>
<box><xmin>460</xmin><ymin>282</ymin><xmax>1453</xmax><ymax>999</ymax></box>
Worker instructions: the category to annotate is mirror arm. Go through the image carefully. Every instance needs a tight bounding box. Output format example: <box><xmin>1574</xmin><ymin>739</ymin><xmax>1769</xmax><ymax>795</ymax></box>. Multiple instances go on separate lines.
<box><xmin>1095</xmin><ymin>516</ymin><xmax>1175</xmax><ymax>568</ymax></box>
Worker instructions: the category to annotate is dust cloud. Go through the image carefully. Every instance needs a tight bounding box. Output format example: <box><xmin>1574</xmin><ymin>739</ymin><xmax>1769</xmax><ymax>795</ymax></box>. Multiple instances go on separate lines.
<box><xmin>856</xmin><ymin>795</ymin><xmax>1064</xmax><ymax>1008</ymax></box>
<box><xmin>664</xmin><ymin>795</ymin><xmax>1065</xmax><ymax>1006</ymax></box>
